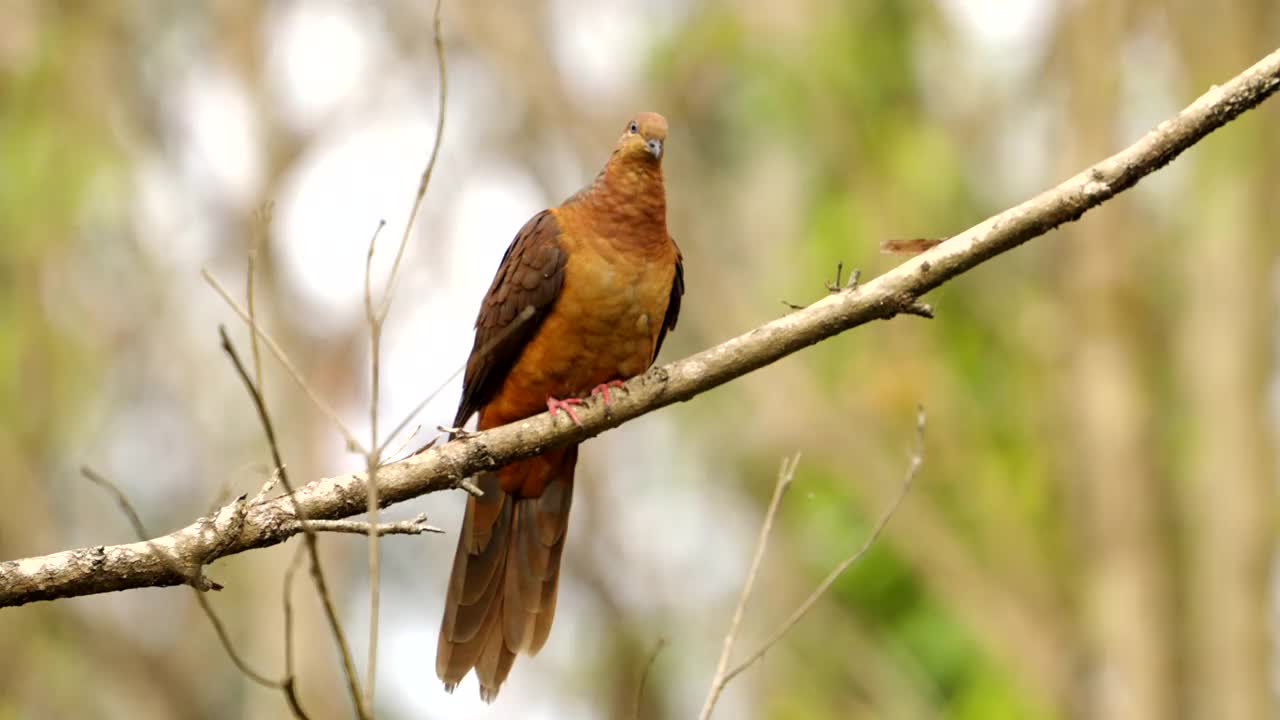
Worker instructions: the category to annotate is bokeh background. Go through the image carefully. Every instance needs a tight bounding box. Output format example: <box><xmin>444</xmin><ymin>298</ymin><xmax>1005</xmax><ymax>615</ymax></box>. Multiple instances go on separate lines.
<box><xmin>2</xmin><ymin>1</ymin><xmax>1278</xmax><ymax>719</ymax></box>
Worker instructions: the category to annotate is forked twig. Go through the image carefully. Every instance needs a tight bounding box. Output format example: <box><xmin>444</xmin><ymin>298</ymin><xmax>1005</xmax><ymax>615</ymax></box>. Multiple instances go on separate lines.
<box><xmin>699</xmin><ymin>407</ymin><xmax>925</xmax><ymax>719</ymax></box>
<box><xmin>203</xmin><ymin>270</ymin><xmax>365</xmax><ymax>455</ymax></box>
<box><xmin>698</xmin><ymin>454</ymin><xmax>799</xmax><ymax>720</ymax></box>
<box><xmin>359</xmin><ymin>5</ymin><xmax>449</xmax><ymax>706</ymax></box>
<box><xmin>219</xmin><ymin>328</ymin><xmax>369</xmax><ymax>720</ymax></box>
<box><xmin>81</xmin><ymin>466</ymin><xmax>310</xmax><ymax>718</ymax></box>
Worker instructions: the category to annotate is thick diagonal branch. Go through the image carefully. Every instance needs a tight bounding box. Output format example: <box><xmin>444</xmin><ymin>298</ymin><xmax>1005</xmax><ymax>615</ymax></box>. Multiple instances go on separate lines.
<box><xmin>2</xmin><ymin>47</ymin><xmax>1278</xmax><ymax>609</ymax></box>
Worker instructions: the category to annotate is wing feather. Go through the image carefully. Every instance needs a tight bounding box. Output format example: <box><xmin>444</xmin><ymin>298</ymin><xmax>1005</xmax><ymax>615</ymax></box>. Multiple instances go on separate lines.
<box><xmin>454</xmin><ymin>210</ymin><xmax>567</xmax><ymax>427</ymax></box>
<box><xmin>652</xmin><ymin>240</ymin><xmax>684</xmax><ymax>362</ymax></box>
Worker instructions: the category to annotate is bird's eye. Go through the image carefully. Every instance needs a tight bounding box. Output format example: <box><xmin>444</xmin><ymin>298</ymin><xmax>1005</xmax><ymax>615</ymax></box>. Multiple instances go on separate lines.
<box><xmin>628</xmin><ymin>121</ymin><xmax>639</xmax><ymax>135</ymax></box>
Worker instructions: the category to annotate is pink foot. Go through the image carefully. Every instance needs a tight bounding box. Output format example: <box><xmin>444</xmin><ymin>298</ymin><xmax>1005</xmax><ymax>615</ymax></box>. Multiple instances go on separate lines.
<box><xmin>546</xmin><ymin>396</ymin><xmax>585</xmax><ymax>427</ymax></box>
<box><xmin>590</xmin><ymin>380</ymin><xmax>627</xmax><ymax>405</ymax></box>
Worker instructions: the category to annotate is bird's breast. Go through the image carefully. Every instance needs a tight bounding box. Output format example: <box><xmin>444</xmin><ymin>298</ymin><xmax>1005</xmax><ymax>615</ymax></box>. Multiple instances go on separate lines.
<box><xmin>502</xmin><ymin>230</ymin><xmax>676</xmax><ymax>406</ymax></box>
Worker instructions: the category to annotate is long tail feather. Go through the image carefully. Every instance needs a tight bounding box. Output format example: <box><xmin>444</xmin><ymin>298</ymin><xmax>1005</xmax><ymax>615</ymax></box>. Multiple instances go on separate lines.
<box><xmin>436</xmin><ymin>448</ymin><xmax>577</xmax><ymax>701</ymax></box>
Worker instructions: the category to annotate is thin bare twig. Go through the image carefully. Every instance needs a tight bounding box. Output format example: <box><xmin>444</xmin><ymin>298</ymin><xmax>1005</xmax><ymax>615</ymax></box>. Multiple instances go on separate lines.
<box><xmin>281</xmin><ymin>677</ymin><xmax>310</xmax><ymax>720</ymax></box>
<box><xmin>248</xmin><ymin>202</ymin><xmax>273</xmax><ymax>391</ymax></box>
<box><xmin>203</xmin><ymin>270</ymin><xmax>366</xmax><ymax>454</ymax></box>
<box><xmin>218</xmin><ymin>327</ymin><xmax>369</xmax><ymax>720</ymax></box>
<box><xmin>281</xmin><ymin>541</ymin><xmax>312</xmax><ymax>720</ymax></box>
<box><xmin>697</xmin><ymin>454</ymin><xmax>799</xmax><ymax>720</ymax></box>
<box><xmin>377</xmin><ymin>0</ymin><xmax>448</xmax><ymax>322</ymax></box>
<box><xmin>790</xmin><ymin>266</ymin><xmax>861</xmax><ymax>311</ymax></box>
<box><xmin>379</xmin><ymin>305</ymin><xmax>535</xmax><ymax>454</ymax></box>
<box><xmin>458</xmin><ymin>477</ymin><xmax>484</xmax><ymax>497</ymax></box>
<box><xmin>632</xmin><ymin>637</ymin><xmax>667</xmax><ymax>720</ymax></box>
<box><xmin>363</xmin><ymin>220</ymin><xmax>388</xmax><ymax>327</ymax></box>
<box><xmin>362</xmin><ymin>218</ymin><xmax>388</xmax><ymax>712</ymax></box>
<box><xmin>824</xmin><ymin>261</ymin><xmax>844</xmax><ymax>292</ymax></box>
<box><xmin>205</xmin><ymin>463</ymin><xmax>250</xmax><ymax>515</ymax></box>
<box><xmin>81</xmin><ymin>467</ymin><xmax>155</xmax><ymax>551</ymax></box>
<box><xmin>306</xmin><ymin>514</ymin><xmax>443</xmax><ymax>536</ymax></box>
<box><xmin>191</xmin><ymin>586</ymin><xmax>280</xmax><ymax>682</ymax></box>
<box><xmin>700</xmin><ymin>408</ymin><xmax>926</xmax><ymax>719</ymax></box>
<box><xmin>251</xmin><ymin>467</ymin><xmax>283</xmax><ymax>506</ymax></box>
<box><xmin>385</xmin><ymin>426</ymin><xmax>426</xmax><ymax>461</ymax></box>
<box><xmin>356</xmin><ymin>9</ymin><xmax>449</xmax><ymax>700</ymax></box>
<box><xmin>245</xmin><ymin>205</ymin><xmax>312</xmax><ymax>720</ymax></box>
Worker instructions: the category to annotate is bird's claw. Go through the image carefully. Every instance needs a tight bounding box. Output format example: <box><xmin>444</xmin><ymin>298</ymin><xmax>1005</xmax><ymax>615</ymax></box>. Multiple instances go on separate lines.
<box><xmin>546</xmin><ymin>396</ymin><xmax>585</xmax><ymax>427</ymax></box>
<box><xmin>589</xmin><ymin>380</ymin><xmax>627</xmax><ymax>406</ymax></box>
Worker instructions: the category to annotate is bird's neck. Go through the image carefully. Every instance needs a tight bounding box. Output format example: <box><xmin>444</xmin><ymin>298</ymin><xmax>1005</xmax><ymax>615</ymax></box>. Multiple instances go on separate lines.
<box><xmin>576</xmin><ymin>156</ymin><xmax>667</xmax><ymax>239</ymax></box>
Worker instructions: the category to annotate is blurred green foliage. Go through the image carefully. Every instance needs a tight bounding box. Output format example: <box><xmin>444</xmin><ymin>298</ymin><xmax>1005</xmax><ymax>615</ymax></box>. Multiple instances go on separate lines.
<box><xmin>652</xmin><ymin>1</ymin><xmax>1276</xmax><ymax>718</ymax></box>
<box><xmin>0</xmin><ymin>17</ymin><xmax>118</xmax><ymax>448</ymax></box>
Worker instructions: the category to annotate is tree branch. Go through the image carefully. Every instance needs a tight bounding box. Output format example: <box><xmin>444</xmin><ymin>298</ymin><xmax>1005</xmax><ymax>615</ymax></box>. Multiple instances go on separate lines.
<box><xmin>2</xmin><ymin>47</ymin><xmax>1278</xmax><ymax>608</ymax></box>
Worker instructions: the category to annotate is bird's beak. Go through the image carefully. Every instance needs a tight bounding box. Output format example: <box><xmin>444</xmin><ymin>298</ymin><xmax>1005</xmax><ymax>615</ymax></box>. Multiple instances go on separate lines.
<box><xmin>645</xmin><ymin>138</ymin><xmax>663</xmax><ymax>160</ymax></box>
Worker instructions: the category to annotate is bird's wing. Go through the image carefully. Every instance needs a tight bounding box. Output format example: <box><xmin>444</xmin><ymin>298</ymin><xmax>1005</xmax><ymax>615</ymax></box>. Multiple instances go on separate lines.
<box><xmin>652</xmin><ymin>240</ymin><xmax>684</xmax><ymax>362</ymax></box>
<box><xmin>454</xmin><ymin>210</ymin><xmax>567</xmax><ymax>428</ymax></box>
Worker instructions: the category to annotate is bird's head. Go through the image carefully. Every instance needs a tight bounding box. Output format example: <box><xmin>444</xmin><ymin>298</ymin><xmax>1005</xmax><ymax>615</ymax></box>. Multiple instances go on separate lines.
<box><xmin>614</xmin><ymin>112</ymin><xmax>668</xmax><ymax>164</ymax></box>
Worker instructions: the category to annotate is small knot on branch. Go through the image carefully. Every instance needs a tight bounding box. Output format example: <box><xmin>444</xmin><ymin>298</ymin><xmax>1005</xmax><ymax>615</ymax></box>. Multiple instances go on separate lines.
<box><xmin>903</xmin><ymin>301</ymin><xmax>934</xmax><ymax>318</ymax></box>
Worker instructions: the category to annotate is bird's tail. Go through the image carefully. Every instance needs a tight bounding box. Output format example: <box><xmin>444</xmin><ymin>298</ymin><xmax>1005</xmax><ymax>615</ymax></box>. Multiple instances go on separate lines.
<box><xmin>436</xmin><ymin>447</ymin><xmax>577</xmax><ymax>702</ymax></box>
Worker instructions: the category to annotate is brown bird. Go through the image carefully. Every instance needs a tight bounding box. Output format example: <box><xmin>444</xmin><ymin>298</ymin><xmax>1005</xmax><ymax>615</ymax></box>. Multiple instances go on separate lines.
<box><xmin>437</xmin><ymin>112</ymin><xmax>684</xmax><ymax>700</ymax></box>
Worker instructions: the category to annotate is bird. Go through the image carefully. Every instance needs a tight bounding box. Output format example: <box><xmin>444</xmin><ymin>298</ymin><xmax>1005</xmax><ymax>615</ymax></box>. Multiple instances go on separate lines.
<box><xmin>436</xmin><ymin>112</ymin><xmax>684</xmax><ymax>701</ymax></box>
